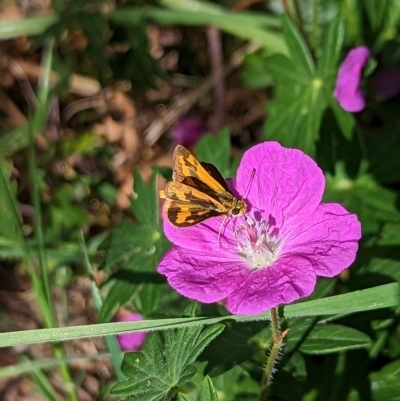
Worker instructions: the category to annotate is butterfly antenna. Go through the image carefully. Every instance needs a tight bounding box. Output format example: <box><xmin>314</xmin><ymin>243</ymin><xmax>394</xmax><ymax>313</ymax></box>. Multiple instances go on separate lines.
<box><xmin>241</xmin><ymin>168</ymin><xmax>256</xmax><ymax>221</ymax></box>
<box><xmin>243</xmin><ymin>168</ymin><xmax>256</xmax><ymax>199</ymax></box>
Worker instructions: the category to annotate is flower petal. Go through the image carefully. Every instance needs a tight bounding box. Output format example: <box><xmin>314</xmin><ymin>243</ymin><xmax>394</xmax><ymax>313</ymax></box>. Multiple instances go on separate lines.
<box><xmin>236</xmin><ymin>141</ymin><xmax>325</xmax><ymax>236</ymax></box>
<box><xmin>170</xmin><ymin>117</ymin><xmax>208</xmax><ymax>148</ymax></box>
<box><xmin>162</xmin><ymin>178</ymin><xmax>245</xmax><ymax>252</ymax></box>
<box><xmin>158</xmin><ymin>246</ymin><xmax>248</xmax><ymax>303</ymax></box>
<box><xmin>282</xmin><ymin>203</ymin><xmax>361</xmax><ymax>277</ymax></box>
<box><xmin>226</xmin><ymin>256</ymin><xmax>316</xmax><ymax>315</ymax></box>
<box><xmin>116</xmin><ymin>313</ymin><xmax>147</xmax><ymax>352</ymax></box>
<box><xmin>334</xmin><ymin>46</ymin><xmax>371</xmax><ymax>112</ymax></box>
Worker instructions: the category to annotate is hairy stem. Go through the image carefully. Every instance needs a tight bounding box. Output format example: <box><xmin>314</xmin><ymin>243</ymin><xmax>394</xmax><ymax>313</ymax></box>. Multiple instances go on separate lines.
<box><xmin>259</xmin><ymin>308</ymin><xmax>287</xmax><ymax>401</ymax></box>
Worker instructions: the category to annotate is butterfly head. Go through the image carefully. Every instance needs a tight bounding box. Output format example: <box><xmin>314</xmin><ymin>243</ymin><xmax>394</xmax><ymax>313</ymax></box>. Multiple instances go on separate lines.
<box><xmin>230</xmin><ymin>198</ymin><xmax>247</xmax><ymax>216</ymax></box>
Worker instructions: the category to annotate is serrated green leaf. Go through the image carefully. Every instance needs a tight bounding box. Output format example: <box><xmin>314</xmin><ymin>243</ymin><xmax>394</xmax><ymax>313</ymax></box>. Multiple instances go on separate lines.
<box><xmin>263</xmin><ymin>51</ymin><xmax>325</xmax><ymax>156</ymax></box>
<box><xmin>195</xmin><ymin>129</ymin><xmax>231</xmax><ymax>178</ymax></box>
<box><xmin>199</xmin><ymin>377</ymin><xmax>219</xmax><ymax>401</ymax></box>
<box><xmin>111</xmin><ymin>324</ymin><xmax>224</xmax><ymax>399</ymax></box>
<box><xmin>296</xmin><ymin>324</ymin><xmax>371</xmax><ymax>354</ymax></box>
<box><xmin>264</xmin><ymin>15</ymin><xmax>348</xmax><ymax>155</ymax></box>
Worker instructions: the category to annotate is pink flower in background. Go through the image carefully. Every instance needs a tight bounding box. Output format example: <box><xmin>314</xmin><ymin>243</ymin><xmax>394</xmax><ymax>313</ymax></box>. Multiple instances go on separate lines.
<box><xmin>371</xmin><ymin>66</ymin><xmax>400</xmax><ymax>101</ymax></box>
<box><xmin>170</xmin><ymin>117</ymin><xmax>207</xmax><ymax>148</ymax></box>
<box><xmin>116</xmin><ymin>313</ymin><xmax>147</xmax><ymax>352</ymax></box>
<box><xmin>334</xmin><ymin>46</ymin><xmax>371</xmax><ymax>112</ymax></box>
<box><xmin>158</xmin><ymin>142</ymin><xmax>361</xmax><ymax>315</ymax></box>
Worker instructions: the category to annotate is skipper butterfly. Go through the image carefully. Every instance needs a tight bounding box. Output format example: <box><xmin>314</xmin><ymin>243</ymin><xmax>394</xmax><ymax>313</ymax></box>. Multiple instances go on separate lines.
<box><xmin>159</xmin><ymin>145</ymin><xmax>247</xmax><ymax>227</ymax></box>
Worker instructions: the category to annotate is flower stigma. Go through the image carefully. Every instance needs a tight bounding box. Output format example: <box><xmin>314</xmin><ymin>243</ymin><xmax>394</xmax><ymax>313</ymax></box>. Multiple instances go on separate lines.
<box><xmin>235</xmin><ymin>216</ymin><xmax>280</xmax><ymax>270</ymax></box>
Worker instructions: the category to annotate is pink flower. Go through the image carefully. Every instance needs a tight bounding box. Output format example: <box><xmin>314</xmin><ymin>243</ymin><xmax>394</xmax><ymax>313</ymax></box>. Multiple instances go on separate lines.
<box><xmin>334</xmin><ymin>46</ymin><xmax>371</xmax><ymax>112</ymax></box>
<box><xmin>170</xmin><ymin>117</ymin><xmax>207</xmax><ymax>149</ymax></box>
<box><xmin>370</xmin><ymin>66</ymin><xmax>400</xmax><ymax>101</ymax></box>
<box><xmin>116</xmin><ymin>313</ymin><xmax>147</xmax><ymax>352</ymax></box>
<box><xmin>158</xmin><ymin>142</ymin><xmax>361</xmax><ymax>315</ymax></box>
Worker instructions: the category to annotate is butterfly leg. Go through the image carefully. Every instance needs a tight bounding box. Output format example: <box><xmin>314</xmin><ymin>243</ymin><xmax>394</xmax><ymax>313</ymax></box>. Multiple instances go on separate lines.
<box><xmin>218</xmin><ymin>215</ymin><xmax>229</xmax><ymax>245</ymax></box>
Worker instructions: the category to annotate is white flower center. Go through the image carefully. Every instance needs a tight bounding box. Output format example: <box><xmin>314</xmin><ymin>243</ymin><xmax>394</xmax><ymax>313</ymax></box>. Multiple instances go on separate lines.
<box><xmin>234</xmin><ymin>216</ymin><xmax>280</xmax><ymax>270</ymax></box>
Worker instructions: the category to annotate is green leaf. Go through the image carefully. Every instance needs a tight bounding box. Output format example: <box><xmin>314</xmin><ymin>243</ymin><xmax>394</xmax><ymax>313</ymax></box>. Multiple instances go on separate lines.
<box><xmin>0</xmin><ymin>15</ymin><xmax>57</xmax><ymax>39</ymax></box>
<box><xmin>317</xmin><ymin>15</ymin><xmax>344</xmax><ymax>81</ymax></box>
<box><xmin>329</xmin><ymin>99</ymin><xmax>355</xmax><ymax>140</ymax></box>
<box><xmin>0</xmin><ymin>160</ymin><xmax>20</xmax><ymax>240</ymax></box>
<box><xmin>111</xmin><ymin>324</ymin><xmax>224</xmax><ymax>399</ymax></box>
<box><xmin>324</xmin><ymin>169</ymin><xmax>400</xmax><ymax>233</ymax></box>
<box><xmin>295</xmin><ymin>324</ymin><xmax>371</xmax><ymax>354</ymax></box>
<box><xmin>101</xmin><ymin>222</ymin><xmax>163</xmax><ymax>271</ymax></box>
<box><xmin>363</xmin><ymin>0</ymin><xmax>390</xmax><ymax>34</ymax></box>
<box><xmin>281</xmin><ymin>14</ymin><xmax>314</xmax><ymax>76</ymax></box>
<box><xmin>264</xmin><ymin>14</ymin><xmax>348</xmax><ymax>155</ymax></box>
<box><xmin>195</xmin><ymin>129</ymin><xmax>231</xmax><ymax>178</ymax></box>
<box><xmin>111</xmin><ymin>2</ymin><xmax>286</xmax><ymax>54</ymax></box>
<box><xmin>212</xmin><ymin>366</ymin><xmax>260</xmax><ymax>399</ymax></box>
<box><xmin>200</xmin><ymin>321</ymin><xmax>263</xmax><ymax>376</ymax></box>
<box><xmin>178</xmin><ymin>394</ymin><xmax>195</xmax><ymax>401</ymax></box>
<box><xmin>240</xmin><ymin>50</ymin><xmax>273</xmax><ymax>89</ymax></box>
<box><xmin>30</xmin><ymin>367</ymin><xmax>59</xmax><ymax>401</ymax></box>
<box><xmin>0</xmin><ymin>354</ymin><xmax>110</xmax><ymax>379</ymax></box>
<box><xmin>99</xmin><ymin>170</ymin><xmax>166</xmax><ymax>321</ymax></box>
<box><xmin>199</xmin><ymin>377</ymin><xmax>219</xmax><ymax>401</ymax></box>
<box><xmin>99</xmin><ymin>223</ymin><xmax>169</xmax><ymax>322</ymax></box>
<box><xmin>363</xmin><ymin>223</ymin><xmax>400</xmax><ymax>283</ymax></box>
<box><xmin>347</xmin><ymin>360</ymin><xmax>400</xmax><ymax>401</ymax></box>
<box><xmin>131</xmin><ymin>169</ymin><xmax>159</xmax><ymax>228</ymax></box>
<box><xmin>0</xmin><ymin>283</ymin><xmax>398</xmax><ymax>347</ymax></box>
<box><xmin>263</xmin><ymin>67</ymin><xmax>326</xmax><ymax>156</ymax></box>
<box><xmin>99</xmin><ymin>279</ymin><xmax>139</xmax><ymax>324</ymax></box>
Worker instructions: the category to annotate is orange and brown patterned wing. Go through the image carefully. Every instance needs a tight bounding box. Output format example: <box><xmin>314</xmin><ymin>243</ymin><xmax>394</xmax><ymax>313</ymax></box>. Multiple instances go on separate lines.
<box><xmin>172</xmin><ymin>145</ymin><xmax>229</xmax><ymax>194</ymax></box>
<box><xmin>161</xmin><ymin>181</ymin><xmax>225</xmax><ymax>212</ymax></box>
<box><xmin>162</xmin><ymin>200</ymin><xmax>219</xmax><ymax>227</ymax></box>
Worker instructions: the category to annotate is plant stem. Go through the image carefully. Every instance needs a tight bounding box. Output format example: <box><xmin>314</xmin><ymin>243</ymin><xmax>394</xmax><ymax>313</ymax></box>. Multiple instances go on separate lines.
<box><xmin>280</xmin><ymin>0</ymin><xmax>289</xmax><ymax>13</ymax></box>
<box><xmin>259</xmin><ymin>308</ymin><xmax>287</xmax><ymax>401</ymax></box>
<box><xmin>28</xmin><ymin>126</ymin><xmax>51</xmax><ymax>307</ymax></box>
<box><xmin>291</xmin><ymin>0</ymin><xmax>304</xmax><ymax>30</ymax></box>
<box><xmin>79</xmin><ymin>231</ymin><xmax>124</xmax><ymax>381</ymax></box>
<box><xmin>28</xmin><ymin>37</ymin><xmax>79</xmax><ymax>401</ymax></box>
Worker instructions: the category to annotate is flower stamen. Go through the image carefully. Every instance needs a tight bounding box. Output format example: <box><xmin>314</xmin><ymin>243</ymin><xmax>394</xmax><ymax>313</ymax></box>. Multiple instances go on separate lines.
<box><xmin>234</xmin><ymin>217</ymin><xmax>280</xmax><ymax>270</ymax></box>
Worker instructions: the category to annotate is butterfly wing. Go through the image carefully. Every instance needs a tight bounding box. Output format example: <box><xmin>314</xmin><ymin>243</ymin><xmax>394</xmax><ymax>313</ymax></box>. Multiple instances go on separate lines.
<box><xmin>163</xmin><ymin>200</ymin><xmax>219</xmax><ymax>227</ymax></box>
<box><xmin>172</xmin><ymin>145</ymin><xmax>230</xmax><ymax>194</ymax></box>
<box><xmin>162</xmin><ymin>181</ymin><xmax>226</xmax><ymax>212</ymax></box>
